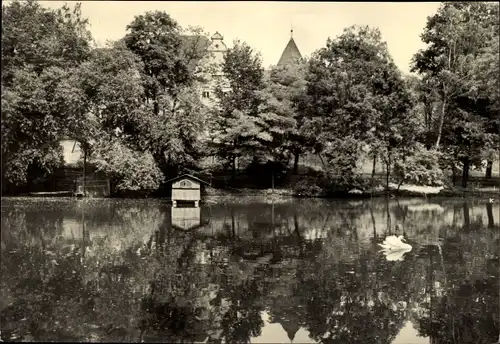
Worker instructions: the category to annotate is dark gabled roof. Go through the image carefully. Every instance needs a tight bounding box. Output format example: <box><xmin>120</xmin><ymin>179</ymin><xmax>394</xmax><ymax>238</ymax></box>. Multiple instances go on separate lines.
<box><xmin>165</xmin><ymin>174</ymin><xmax>210</xmax><ymax>185</ymax></box>
<box><xmin>277</xmin><ymin>37</ymin><xmax>302</xmax><ymax>66</ymax></box>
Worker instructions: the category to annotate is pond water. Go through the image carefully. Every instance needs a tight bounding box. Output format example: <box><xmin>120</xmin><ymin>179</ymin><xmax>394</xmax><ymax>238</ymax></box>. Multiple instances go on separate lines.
<box><xmin>1</xmin><ymin>197</ymin><xmax>499</xmax><ymax>343</ymax></box>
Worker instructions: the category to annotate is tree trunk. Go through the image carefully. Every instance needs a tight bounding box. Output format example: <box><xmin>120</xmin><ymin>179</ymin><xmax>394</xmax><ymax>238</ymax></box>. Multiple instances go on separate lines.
<box><xmin>385</xmin><ymin>149</ymin><xmax>391</xmax><ymax>191</ymax></box>
<box><xmin>424</xmin><ymin>100</ymin><xmax>433</xmax><ymax>149</ymax></box>
<box><xmin>397</xmin><ymin>178</ymin><xmax>405</xmax><ymax>192</ymax></box>
<box><xmin>485</xmin><ymin>160</ymin><xmax>493</xmax><ymax>178</ymax></box>
<box><xmin>386</xmin><ymin>167</ymin><xmax>390</xmax><ymax>191</ymax></box>
<box><xmin>318</xmin><ymin>153</ymin><xmax>329</xmax><ymax>178</ymax></box>
<box><xmin>231</xmin><ymin>157</ymin><xmax>237</xmax><ymax>183</ymax></box>
<box><xmin>318</xmin><ymin>153</ymin><xmax>327</xmax><ymax>169</ymax></box>
<box><xmin>435</xmin><ymin>98</ymin><xmax>447</xmax><ymax>150</ymax></box>
<box><xmin>461</xmin><ymin>158</ymin><xmax>470</xmax><ymax>189</ymax></box>
<box><xmin>83</xmin><ymin>149</ymin><xmax>87</xmax><ymax>196</ymax></box>
<box><xmin>152</xmin><ymin>87</ymin><xmax>160</xmax><ymax>116</ymax></box>
<box><xmin>435</xmin><ymin>42</ymin><xmax>453</xmax><ymax>150</ymax></box>
<box><xmin>371</xmin><ymin>154</ymin><xmax>377</xmax><ymax>187</ymax></box>
<box><xmin>271</xmin><ymin>169</ymin><xmax>275</xmax><ymax>193</ymax></box>
<box><xmin>293</xmin><ymin>152</ymin><xmax>300</xmax><ymax>174</ymax></box>
<box><xmin>153</xmin><ymin>152</ymin><xmax>167</xmax><ymax>175</ymax></box>
<box><xmin>451</xmin><ymin>163</ymin><xmax>456</xmax><ymax>186</ymax></box>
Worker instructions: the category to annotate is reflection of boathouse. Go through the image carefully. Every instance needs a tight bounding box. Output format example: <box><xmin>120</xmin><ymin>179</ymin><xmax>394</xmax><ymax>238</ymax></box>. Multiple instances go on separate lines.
<box><xmin>171</xmin><ymin>206</ymin><xmax>203</xmax><ymax>231</ymax></box>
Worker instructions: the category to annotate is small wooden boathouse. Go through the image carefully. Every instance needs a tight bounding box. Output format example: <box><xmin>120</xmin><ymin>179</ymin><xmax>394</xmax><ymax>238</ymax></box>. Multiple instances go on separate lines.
<box><xmin>166</xmin><ymin>174</ymin><xmax>210</xmax><ymax>207</ymax></box>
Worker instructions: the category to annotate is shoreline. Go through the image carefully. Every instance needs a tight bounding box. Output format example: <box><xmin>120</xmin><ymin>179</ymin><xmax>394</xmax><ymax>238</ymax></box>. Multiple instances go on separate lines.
<box><xmin>204</xmin><ymin>188</ymin><xmax>499</xmax><ymax>199</ymax></box>
<box><xmin>5</xmin><ymin>185</ymin><xmax>498</xmax><ymax>200</ymax></box>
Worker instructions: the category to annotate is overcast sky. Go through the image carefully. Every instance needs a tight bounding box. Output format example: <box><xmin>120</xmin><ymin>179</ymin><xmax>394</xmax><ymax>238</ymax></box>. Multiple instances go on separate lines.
<box><xmin>37</xmin><ymin>1</ymin><xmax>442</xmax><ymax>74</ymax></box>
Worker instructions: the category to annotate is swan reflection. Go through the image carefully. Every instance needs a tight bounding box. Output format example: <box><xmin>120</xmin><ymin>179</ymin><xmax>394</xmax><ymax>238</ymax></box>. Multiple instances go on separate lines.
<box><xmin>379</xmin><ymin>235</ymin><xmax>412</xmax><ymax>261</ymax></box>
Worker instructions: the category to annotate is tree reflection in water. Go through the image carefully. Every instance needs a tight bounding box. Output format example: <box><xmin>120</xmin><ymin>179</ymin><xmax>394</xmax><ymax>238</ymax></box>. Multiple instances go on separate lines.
<box><xmin>0</xmin><ymin>197</ymin><xmax>498</xmax><ymax>343</ymax></box>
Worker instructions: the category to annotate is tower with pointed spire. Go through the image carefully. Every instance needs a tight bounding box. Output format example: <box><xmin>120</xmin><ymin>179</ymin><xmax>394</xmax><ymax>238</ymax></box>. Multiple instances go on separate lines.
<box><xmin>277</xmin><ymin>28</ymin><xmax>302</xmax><ymax>66</ymax></box>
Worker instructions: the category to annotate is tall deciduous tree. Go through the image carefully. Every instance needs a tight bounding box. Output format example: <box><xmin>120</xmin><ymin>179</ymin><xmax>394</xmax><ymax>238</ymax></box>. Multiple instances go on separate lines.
<box><xmin>305</xmin><ymin>25</ymin><xmax>415</xmax><ymax>188</ymax></box>
<box><xmin>412</xmin><ymin>1</ymin><xmax>499</xmax><ymax>186</ymax></box>
<box><xmin>63</xmin><ymin>41</ymin><xmax>164</xmax><ymax>192</ymax></box>
<box><xmin>263</xmin><ymin>62</ymin><xmax>309</xmax><ymax>174</ymax></box>
<box><xmin>472</xmin><ymin>24</ymin><xmax>500</xmax><ymax>178</ymax></box>
<box><xmin>412</xmin><ymin>2</ymin><xmax>498</xmax><ymax>148</ymax></box>
<box><xmin>212</xmin><ymin>40</ymin><xmax>265</xmax><ymax>181</ymax></box>
<box><xmin>1</xmin><ymin>0</ymin><xmax>92</xmax><ymax>87</ymax></box>
<box><xmin>1</xmin><ymin>0</ymin><xmax>92</xmax><ymax>193</ymax></box>
<box><xmin>123</xmin><ymin>12</ymin><xmax>212</xmax><ymax>182</ymax></box>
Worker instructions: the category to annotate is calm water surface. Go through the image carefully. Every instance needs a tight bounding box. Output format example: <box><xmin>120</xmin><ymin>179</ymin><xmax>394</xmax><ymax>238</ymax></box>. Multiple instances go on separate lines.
<box><xmin>1</xmin><ymin>197</ymin><xmax>499</xmax><ymax>343</ymax></box>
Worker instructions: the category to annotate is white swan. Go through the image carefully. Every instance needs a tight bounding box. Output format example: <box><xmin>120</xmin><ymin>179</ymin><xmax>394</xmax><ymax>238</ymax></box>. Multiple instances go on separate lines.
<box><xmin>379</xmin><ymin>235</ymin><xmax>412</xmax><ymax>251</ymax></box>
<box><xmin>379</xmin><ymin>235</ymin><xmax>412</xmax><ymax>261</ymax></box>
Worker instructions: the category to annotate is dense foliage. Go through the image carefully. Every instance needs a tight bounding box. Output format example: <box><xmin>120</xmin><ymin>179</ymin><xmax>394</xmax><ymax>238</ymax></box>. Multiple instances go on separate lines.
<box><xmin>411</xmin><ymin>1</ymin><xmax>500</xmax><ymax>186</ymax></box>
<box><xmin>1</xmin><ymin>0</ymin><xmax>498</xmax><ymax>195</ymax></box>
<box><xmin>1</xmin><ymin>0</ymin><xmax>92</xmax><ymax>192</ymax></box>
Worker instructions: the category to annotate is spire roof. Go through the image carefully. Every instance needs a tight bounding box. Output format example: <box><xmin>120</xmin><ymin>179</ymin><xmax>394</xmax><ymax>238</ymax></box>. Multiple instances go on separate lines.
<box><xmin>211</xmin><ymin>31</ymin><xmax>223</xmax><ymax>41</ymax></box>
<box><xmin>277</xmin><ymin>30</ymin><xmax>302</xmax><ymax>66</ymax></box>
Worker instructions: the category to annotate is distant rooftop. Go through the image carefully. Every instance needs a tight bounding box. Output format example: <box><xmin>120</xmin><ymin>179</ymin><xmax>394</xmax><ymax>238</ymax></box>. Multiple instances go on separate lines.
<box><xmin>277</xmin><ymin>29</ymin><xmax>302</xmax><ymax>66</ymax></box>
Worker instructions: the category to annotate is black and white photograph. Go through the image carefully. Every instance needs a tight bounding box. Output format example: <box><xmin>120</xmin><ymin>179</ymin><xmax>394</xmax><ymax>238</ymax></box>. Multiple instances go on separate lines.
<box><xmin>1</xmin><ymin>1</ymin><xmax>499</xmax><ymax>343</ymax></box>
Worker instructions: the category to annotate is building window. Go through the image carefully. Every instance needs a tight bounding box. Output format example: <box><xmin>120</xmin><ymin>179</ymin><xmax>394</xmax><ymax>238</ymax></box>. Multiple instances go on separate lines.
<box><xmin>202</xmin><ymin>91</ymin><xmax>210</xmax><ymax>98</ymax></box>
<box><xmin>180</xmin><ymin>180</ymin><xmax>192</xmax><ymax>187</ymax></box>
